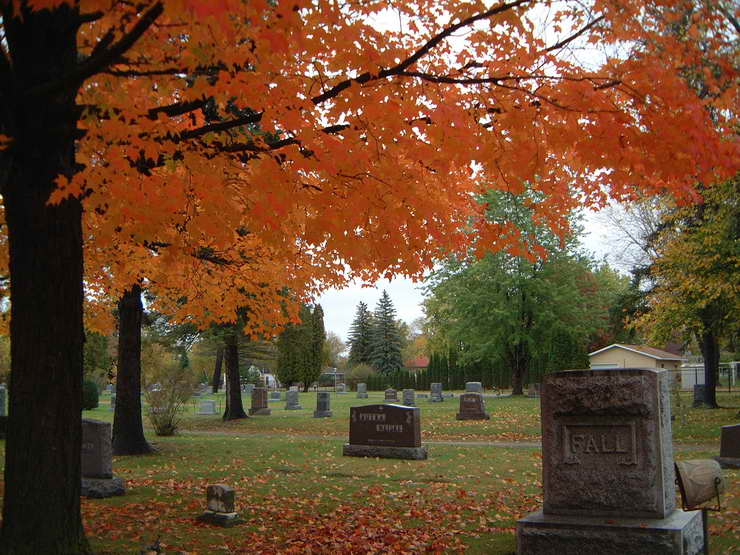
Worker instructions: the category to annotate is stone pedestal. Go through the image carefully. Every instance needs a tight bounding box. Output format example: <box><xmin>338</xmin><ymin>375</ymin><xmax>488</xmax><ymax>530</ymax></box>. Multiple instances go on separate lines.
<box><xmin>517</xmin><ymin>369</ymin><xmax>702</xmax><ymax>554</ymax></box>
<box><xmin>517</xmin><ymin>509</ymin><xmax>703</xmax><ymax>554</ymax></box>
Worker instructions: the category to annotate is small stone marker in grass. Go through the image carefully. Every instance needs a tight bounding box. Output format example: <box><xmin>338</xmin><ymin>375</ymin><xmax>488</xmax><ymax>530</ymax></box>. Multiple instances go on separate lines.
<box><xmin>249</xmin><ymin>387</ymin><xmax>271</xmax><ymax>416</ymax></box>
<box><xmin>384</xmin><ymin>388</ymin><xmax>398</xmax><ymax>402</ymax></box>
<box><xmin>285</xmin><ymin>389</ymin><xmax>302</xmax><ymax>410</ymax></box>
<box><xmin>465</xmin><ymin>381</ymin><xmax>483</xmax><ymax>394</ymax></box>
<box><xmin>517</xmin><ymin>368</ymin><xmax>703</xmax><ymax>554</ymax></box>
<box><xmin>336</xmin><ymin>383</ymin><xmax>346</xmax><ymax>394</ymax></box>
<box><xmin>314</xmin><ymin>391</ymin><xmax>332</xmax><ymax>418</ymax></box>
<box><xmin>456</xmin><ymin>393</ymin><xmax>490</xmax><ymax>420</ymax></box>
<box><xmin>402</xmin><ymin>388</ymin><xmax>415</xmax><ymax>406</ymax></box>
<box><xmin>430</xmin><ymin>383</ymin><xmax>443</xmax><ymax>402</ymax></box>
<box><xmin>269</xmin><ymin>391</ymin><xmax>281</xmax><ymax>402</ymax></box>
<box><xmin>80</xmin><ymin>418</ymin><xmax>125</xmax><ymax>498</ymax></box>
<box><xmin>196</xmin><ymin>484</ymin><xmax>244</xmax><ymax>527</ymax></box>
<box><xmin>197</xmin><ymin>400</ymin><xmax>217</xmax><ymax>415</ymax></box>
<box><xmin>343</xmin><ymin>404</ymin><xmax>427</xmax><ymax>460</ymax></box>
<box><xmin>715</xmin><ymin>424</ymin><xmax>740</xmax><ymax>469</ymax></box>
<box><xmin>356</xmin><ymin>382</ymin><xmax>368</xmax><ymax>398</ymax></box>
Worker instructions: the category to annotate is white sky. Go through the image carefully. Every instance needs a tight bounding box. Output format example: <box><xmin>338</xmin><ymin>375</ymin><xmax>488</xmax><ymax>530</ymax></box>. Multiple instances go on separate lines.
<box><xmin>317</xmin><ymin>208</ymin><xmax>617</xmax><ymax>342</ymax></box>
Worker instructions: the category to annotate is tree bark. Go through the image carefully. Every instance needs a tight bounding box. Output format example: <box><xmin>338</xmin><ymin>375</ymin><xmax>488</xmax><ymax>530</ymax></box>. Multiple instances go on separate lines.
<box><xmin>0</xmin><ymin>4</ymin><xmax>91</xmax><ymax>552</ymax></box>
<box><xmin>509</xmin><ymin>341</ymin><xmax>529</xmax><ymax>396</ymax></box>
<box><xmin>699</xmin><ymin>329</ymin><xmax>720</xmax><ymax>408</ymax></box>
<box><xmin>222</xmin><ymin>332</ymin><xmax>247</xmax><ymax>420</ymax></box>
<box><xmin>211</xmin><ymin>346</ymin><xmax>224</xmax><ymax>393</ymax></box>
<box><xmin>112</xmin><ymin>284</ymin><xmax>153</xmax><ymax>455</ymax></box>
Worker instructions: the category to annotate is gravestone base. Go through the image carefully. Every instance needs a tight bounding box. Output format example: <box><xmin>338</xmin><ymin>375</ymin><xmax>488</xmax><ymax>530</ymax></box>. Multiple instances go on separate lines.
<box><xmin>714</xmin><ymin>456</ymin><xmax>740</xmax><ymax>469</ymax></box>
<box><xmin>342</xmin><ymin>443</ymin><xmax>428</xmax><ymax>460</ymax></box>
<box><xmin>356</xmin><ymin>393</ymin><xmax>369</xmax><ymax>399</ymax></box>
<box><xmin>516</xmin><ymin>509</ymin><xmax>703</xmax><ymax>555</ymax></box>
<box><xmin>313</xmin><ymin>410</ymin><xmax>332</xmax><ymax>418</ymax></box>
<box><xmin>196</xmin><ymin>511</ymin><xmax>244</xmax><ymax>528</ymax></box>
<box><xmin>248</xmin><ymin>407</ymin><xmax>271</xmax><ymax>416</ymax></box>
<box><xmin>455</xmin><ymin>411</ymin><xmax>490</xmax><ymax>420</ymax></box>
<box><xmin>285</xmin><ymin>405</ymin><xmax>302</xmax><ymax>410</ymax></box>
<box><xmin>81</xmin><ymin>477</ymin><xmax>126</xmax><ymax>499</ymax></box>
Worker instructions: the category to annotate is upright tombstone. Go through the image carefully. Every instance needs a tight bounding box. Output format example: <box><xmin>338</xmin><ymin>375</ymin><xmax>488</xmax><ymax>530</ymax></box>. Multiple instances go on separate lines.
<box><xmin>402</xmin><ymin>389</ymin><xmax>416</xmax><ymax>407</ymax></box>
<box><xmin>269</xmin><ymin>391</ymin><xmax>282</xmax><ymax>402</ymax></box>
<box><xmin>314</xmin><ymin>391</ymin><xmax>332</xmax><ymax>418</ymax></box>
<box><xmin>456</xmin><ymin>393</ymin><xmax>490</xmax><ymax>420</ymax></box>
<box><xmin>80</xmin><ymin>418</ymin><xmax>125</xmax><ymax>498</ymax></box>
<box><xmin>196</xmin><ymin>484</ymin><xmax>244</xmax><ymax>527</ymax></box>
<box><xmin>384</xmin><ymin>388</ymin><xmax>398</xmax><ymax>402</ymax></box>
<box><xmin>0</xmin><ymin>384</ymin><xmax>6</xmax><ymax>417</ymax></box>
<box><xmin>197</xmin><ymin>400</ymin><xmax>217</xmax><ymax>415</ymax></box>
<box><xmin>249</xmin><ymin>387</ymin><xmax>271</xmax><ymax>416</ymax></box>
<box><xmin>285</xmin><ymin>389</ymin><xmax>302</xmax><ymax>410</ymax></box>
<box><xmin>336</xmin><ymin>383</ymin><xmax>347</xmax><ymax>394</ymax></box>
<box><xmin>356</xmin><ymin>383</ymin><xmax>369</xmax><ymax>399</ymax></box>
<box><xmin>289</xmin><ymin>385</ymin><xmax>299</xmax><ymax>391</ymax></box>
<box><xmin>517</xmin><ymin>369</ymin><xmax>704</xmax><ymax>555</ymax></box>
<box><xmin>465</xmin><ymin>381</ymin><xmax>483</xmax><ymax>394</ymax></box>
<box><xmin>527</xmin><ymin>383</ymin><xmax>541</xmax><ymax>398</ymax></box>
<box><xmin>692</xmin><ymin>384</ymin><xmax>707</xmax><ymax>408</ymax></box>
<box><xmin>430</xmin><ymin>383</ymin><xmax>443</xmax><ymax>402</ymax></box>
<box><xmin>716</xmin><ymin>424</ymin><xmax>740</xmax><ymax>469</ymax></box>
<box><xmin>343</xmin><ymin>404</ymin><xmax>427</xmax><ymax>460</ymax></box>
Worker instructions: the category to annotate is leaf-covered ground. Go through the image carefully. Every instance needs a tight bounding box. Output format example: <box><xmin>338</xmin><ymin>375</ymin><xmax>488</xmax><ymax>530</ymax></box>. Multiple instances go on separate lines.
<box><xmin>1</xmin><ymin>389</ymin><xmax>738</xmax><ymax>553</ymax></box>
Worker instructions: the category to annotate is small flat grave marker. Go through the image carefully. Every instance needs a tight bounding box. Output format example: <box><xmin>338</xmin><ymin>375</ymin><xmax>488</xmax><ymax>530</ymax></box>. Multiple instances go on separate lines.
<box><xmin>343</xmin><ymin>404</ymin><xmax>427</xmax><ymax>460</ymax></box>
<box><xmin>197</xmin><ymin>484</ymin><xmax>244</xmax><ymax>527</ymax></box>
<box><xmin>268</xmin><ymin>391</ymin><xmax>282</xmax><ymax>402</ymax></box>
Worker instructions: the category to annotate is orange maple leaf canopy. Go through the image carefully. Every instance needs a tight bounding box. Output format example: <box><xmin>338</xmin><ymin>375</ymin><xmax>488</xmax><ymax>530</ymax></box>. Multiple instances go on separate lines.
<box><xmin>32</xmin><ymin>0</ymin><xmax>738</xmax><ymax>334</ymax></box>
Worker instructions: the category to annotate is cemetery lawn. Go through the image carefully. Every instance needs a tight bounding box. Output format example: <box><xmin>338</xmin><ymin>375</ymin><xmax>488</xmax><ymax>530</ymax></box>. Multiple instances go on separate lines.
<box><xmin>0</xmin><ymin>390</ymin><xmax>737</xmax><ymax>553</ymax></box>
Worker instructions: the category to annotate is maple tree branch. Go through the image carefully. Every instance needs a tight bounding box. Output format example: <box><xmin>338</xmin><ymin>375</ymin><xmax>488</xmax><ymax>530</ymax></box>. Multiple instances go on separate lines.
<box><xmin>102</xmin><ymin>67</ymin><xmax>185</xmax><ymax>77</ymax></box>
<box><xmin>147</xmin><ymin>98</ymin><xmax>209</xmax><ymax>119</ymax></box>
<box><xmin>543</xmin><ymin>15</ymin><xmax>606</xmax><ymax>52</ymax></box>
<box><xmin>173</xmin><ymin>112</ymin><xmax>263</xmax><ymax>142</ymax></box>
<box><xmin>311</xmin><ymin>0</ymin><xmax>531</xmax><ymax>105</ymax></box>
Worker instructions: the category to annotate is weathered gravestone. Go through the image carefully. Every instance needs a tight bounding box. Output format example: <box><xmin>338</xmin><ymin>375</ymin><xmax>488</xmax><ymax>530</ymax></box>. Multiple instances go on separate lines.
<box><xmin>244</xmin><ymin>383</ymin><xmax>254</xmax><ymax>397</ymax></box>
<box><xmin>692</xmin><ymin>384</ymin><xmax>707</xmax><ymax>408</ymax></box>
<box><xmin>527</xmin><ymin>383</ymin><xmax>541</xmax><ymax>398</ymax></box>
<box><xmin>465</xmin><ymin>381</ymin><xmax>483</xmax><ymax>394</ymax></box>
<box><xmin>402</xmin><ymin>389</ymin><xmax>415</xmax><ymax>407</ymax></box>
<box><xmin>336</xmin><ymin>383</ymin><xmax>347</xmax><ymax>394</ymax></box>
<box><xmin>285</xmin><ymin>389</ymin><xmax>302</xmax><ymax>410</ymax></box>
<box><xmin>314</xmin><ymin>391</ymin><xmax>332</xmax><ymax>418</ymax></box>
<box><xmin>0</xmin><ymin>384</ymin><xmax>6</xmax><ymax>417</ymax></box>
<box><xmin>356</xmin><ymin>382</ymin><xmax>369</xmax><ymax>399</ymax></box>
<box><xmin>196</xmin><ymin>484</ymin><xmax>244</xmax><ymax>527</ymax></box>
<box><xmin>289</xmin><ymin>385</ymin><xmax>298</xmax><ymax>391</ymax></box>
<box><xmin>517</xmin><ymin>369</ymin><xmax>704</xmax><ymax>555</ymax></box>
<box><xmin>715</xmin><ymin>424</ymin><xmax>740</xmax><ymax>469</ymax></box>
<box><xmin>197</xmin><ymin>400</ymin><xmax>217</xmax><ymax>415</ymax></box>
<box><xmin>269</xmin><ymin>391</ymin><xmax>282</xmax><ymax>402</ymax></box>
<box><xmin>249</xmin><ymin>387</ymin><xmax>271</xmax><ymax>416</ymax></box>
<box><xmin>80</xmin><ymin>418</ymin><xmax>126</xmax><ymax>498</ymax></box>
<box><xmin>384</xmin><ymin>388</ymin><xmax>398</xmax><ymax>402</ymax></box>
<box><xmin>456</xmin><ymin>392</ymin><xmax>490</xmax><ymax>420</ymax></box>
<box><xmin>343</xmin><ymin>404</ymin><xmax>427</xmax><ymax>460</ymax></box>
<box><xmin>430</xmin><ymin>383</ymin><xmax>443</xmax><ymax>402</ymax></box>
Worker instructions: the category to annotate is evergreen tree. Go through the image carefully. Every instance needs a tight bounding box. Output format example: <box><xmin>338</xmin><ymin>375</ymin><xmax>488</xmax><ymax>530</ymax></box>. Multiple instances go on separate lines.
<box><xmin>276</xmin><ymin>304</ymin><xmax>311</xmax><ymax>387</ymax></box>
<box><xmin>370</xmin><ymin>291</ymin><xmax>404</xmax><ymax>374</ymax></box>
<box><xmin>300</xmin><ymin>304</ymin><xmax>326</xmax><ymax>391</ymax></box>
<box><xmin>347</xmin><ymin>301</ymin><xmax>374</xmax><ymax>366</ymax></box>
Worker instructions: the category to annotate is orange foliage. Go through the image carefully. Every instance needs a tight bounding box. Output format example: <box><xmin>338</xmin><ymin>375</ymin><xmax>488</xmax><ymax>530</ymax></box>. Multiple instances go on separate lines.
<box><xmin>7</xmin><ymin>0</ymin><xmax>740</xmax><ymax>334</ymax></box>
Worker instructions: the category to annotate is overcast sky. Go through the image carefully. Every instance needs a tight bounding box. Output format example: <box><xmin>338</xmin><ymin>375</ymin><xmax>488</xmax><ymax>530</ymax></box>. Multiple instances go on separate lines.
<box><xmin>316</xmin><ymin>208</ymin><xmax>617</xmax><ymax>342</ymax></box>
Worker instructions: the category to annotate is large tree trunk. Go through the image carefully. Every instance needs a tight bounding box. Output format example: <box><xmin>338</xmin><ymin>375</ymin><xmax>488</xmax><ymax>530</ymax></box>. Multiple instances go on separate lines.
<box><xmin>698</xmin><ymin>329</ymin><xmax>720</xmax><ymax>408</ymax></box>
<box><xmin>222</xmin><ymin>332</ymin><xmax>247</xmax><ymax>420</ymax></box>
<box><xmin>0</xmin><ymin>4</ymin><xmax>91</xmax><ymax>552</ymax></box>
<box><xmin>509</xmin><ymin>341</ymin><xmax>529</xmax><ymax>396</ymax></box>
<box><xmin>211</xmin><ymin>346</ymin><xmax>224</xmax><ymax>393</ymax></box>
<box><xmin>112</xmin><ymin>284</ymin><xmax>153</xmax><ymax>455</ymax></box>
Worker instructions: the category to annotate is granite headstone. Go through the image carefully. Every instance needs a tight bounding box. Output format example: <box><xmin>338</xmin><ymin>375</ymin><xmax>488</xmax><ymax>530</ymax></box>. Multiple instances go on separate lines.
<box><xmin>197</xmin><ymin>400</ymin><xmax>217</xmax><ymax>415</ymax></box>
<box><xmin>269</xmin><ymin>391</ymin><xmax>282</xmax><ymax>402</ymax></box>
<box><xmin>465</xmin><ymin>381</ymin><xmax>483</xmax><ymax>394</ymax></box>
<box><xmin>249</xmin><ymin>387</ymin><xmax>271</xmax><ymax>416</ymax></box>
<box><xmin>716</xmin><ymin>424</ymin><xmax>740</xmax><ymax>469</ymax></box>
<box><xmin>356</xmin><ymin>382</ymin><xmax>369</xmax><ymax>399</ymax></box>
<box><xmin>456</xmin><ymin>392</ymin><xmax>490</xmax><ymax>420</ymax></box>
<box><xmin>285</xmin><ymin>389</ymin><xmax>302</xmax><ymax>410</ymax></box>
<box><xmin>196</xmin><ymin>484</ymin><xmax>244</xmax><ymax>527</ymax></box>
<box><xmin>343</xmin><ymin>404</ymin><xmax>427</xmax><ymax>460</ymax></box>
<box><xmin>384</xmin><ymin>388</ymin><xmax>398</xmax><ymax>402</ymax></box>
<box><xmin>430</xmin><ymin>383</ymin><xmax>443</xmax><ymax>402</ymax></box>
<box><xmin>314</xmin><ymin>391</ymin><xmax>332</xmax><ymax>418</ymax></box>
<box><xmin>402</xmin><ymin>388</ymin><xmax>415</xmax><ymax>407</ymax></box>
<box><xmin>80</xmin><ymin>418</ymin><xmax>125</xmax><ymax>498</ymax></box>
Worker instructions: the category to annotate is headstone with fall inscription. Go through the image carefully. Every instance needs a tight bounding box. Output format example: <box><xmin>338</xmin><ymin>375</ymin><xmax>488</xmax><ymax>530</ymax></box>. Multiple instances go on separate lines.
<box><xmin>517</xmin><ymin>369</ymin><xmax>704</xmax><ymax>554</ymax></box>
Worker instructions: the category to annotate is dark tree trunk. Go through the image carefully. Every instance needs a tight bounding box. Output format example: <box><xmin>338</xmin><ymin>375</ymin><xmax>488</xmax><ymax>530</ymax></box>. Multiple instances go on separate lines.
<box><xmin>0</xmin><ymin>4</ymin><xmax>91</xmax><ymax>552</ymax></box>
<box><xmin>222</xmin><ymin>332</ymin><xmax>247</xmax><ymax>420</ymax></box>
<box><xmin>509</xmin><ymin>341</ymin><xmax>530</xmax><ymax>396</ymax></box>
<box><xmin>112</xmin><ymin>284</ymin><xmax>153</xmax><ymax>455</ymax></box>
<box><xmin>211</xmin><ymin>346</ymin><xmax>224</xmax><ymax>393</ymax></box>
<box><xmin>699</xmin><ymin>329</ymin><xmax>720</xmax><ymax>408</ymax></box>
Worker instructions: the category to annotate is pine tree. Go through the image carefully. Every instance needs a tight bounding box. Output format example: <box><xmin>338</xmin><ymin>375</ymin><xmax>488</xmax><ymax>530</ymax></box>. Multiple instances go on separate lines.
<box><xmin>370</xmin><ymin>291</ymin><xmax>404</xmax><ymax>375</ymax></box>
<box><xmin>276</xmin><ymin>304</ymin><xmax>311</xmax><ymax>387</ymax></box>
<box><xmin>300</xmin><ymin>304</ymin><xmax>326</xmax><ymax>391</ymax></box>
<box><xmin>347</xmin><ymin>302</ymin><xmax>374</xmax><ymax>366</ymax></box>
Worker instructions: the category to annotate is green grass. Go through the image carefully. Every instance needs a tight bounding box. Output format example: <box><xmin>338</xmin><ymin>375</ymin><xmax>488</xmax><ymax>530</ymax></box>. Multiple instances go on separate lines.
<box><xmin>1</xmin><ymin>388</ymin><xmax>738</xmax><ymax>553</ymax></box>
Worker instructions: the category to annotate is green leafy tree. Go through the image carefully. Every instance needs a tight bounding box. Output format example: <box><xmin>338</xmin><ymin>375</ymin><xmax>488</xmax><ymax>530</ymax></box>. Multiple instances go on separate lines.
<box><xmin>347</xmin><ymin>302</ymin><xmax>374</xmax><ymax>366</ymax></box>
<box><xmin>277</xmin><ymin>304</ymin><xmax>324</xmax><ymax>390</ymax></box>
<box><xmin>370</xmin><ymin>291</ymin><xmax>404</xmax><ymax>375</ymax></box>
<box><xmin>301</xmin><ymin>304</ymin><xmax>326</xmax><ymax>391</ymax></box>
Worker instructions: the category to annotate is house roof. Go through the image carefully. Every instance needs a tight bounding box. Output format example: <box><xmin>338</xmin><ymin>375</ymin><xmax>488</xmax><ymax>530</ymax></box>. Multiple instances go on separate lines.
<box><xmin>404</xmin><ymin>355</ymin><xmax>430</xmax><ymax>368</ymax></box>
<box><xmin>588</xmin><ymin>343</ymin><xmax>686</xmax><ymax>361</ymax></box>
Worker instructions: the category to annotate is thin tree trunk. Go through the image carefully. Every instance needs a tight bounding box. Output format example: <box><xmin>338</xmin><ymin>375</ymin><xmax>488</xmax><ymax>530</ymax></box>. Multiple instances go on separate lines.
<box><xmin>699</xmin><ymin>329</ymin><xmax>720</xmax><ymax>408</ymax></box>
<box><xmin>112</xmin><ymin>284</ymin><xmax>152</xmax><ymax>455</ymax></box>
<box><xmin>211</xmin><ymin>346</ymin><xmax>224</xmax><ymax>393</ymax></box>
<box><xmin>0</xmin><ymin>4</ymin><xmax>91</xmax><ymax>551</ymax></box>
<box><xmin>222</xmin><ymin>332</ymin><xmax>247</xmax><ymax>420</ymax></box>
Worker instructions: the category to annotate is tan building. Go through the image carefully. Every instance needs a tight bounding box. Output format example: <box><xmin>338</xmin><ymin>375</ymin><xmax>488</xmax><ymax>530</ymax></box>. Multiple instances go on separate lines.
<box><xmin>588</xmin><ymin>344</ymin><xmax>685</xmax><ymax>370</ymax></box>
